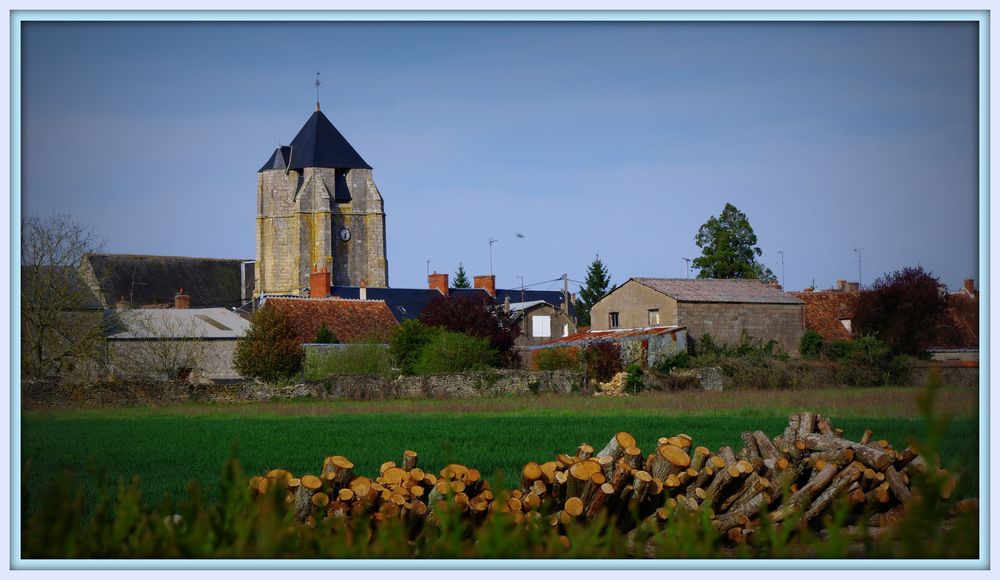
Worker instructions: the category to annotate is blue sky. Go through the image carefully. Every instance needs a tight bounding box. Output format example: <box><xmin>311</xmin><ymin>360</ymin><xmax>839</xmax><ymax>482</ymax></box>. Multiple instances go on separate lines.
<box><xmin>21</xmin><ymin>20</ymin><xmax>980</xmax><ymax>293</ymax></box>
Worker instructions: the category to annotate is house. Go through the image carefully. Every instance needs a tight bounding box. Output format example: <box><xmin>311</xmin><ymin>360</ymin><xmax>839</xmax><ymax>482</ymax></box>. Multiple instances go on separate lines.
<box><xmin>506</xmin><ymin>299</ymin><xmax>576</xmax><ymax>347</ymax></box>
<box><xmin>262</xmin><ymin>296</ymin><xmax>399</xmax><ymax>345</ymax></box>
<box><xmin>590</xmin><ymin>278</ymin><xmax>805</xmax><ymax>355</ymax></box>
<box><xmin>106</xmin><ymin>291</ymin><xmax>250</xmax><ymax>383</ymax></box>
<box><xmin>792</xmin><ymin>278</ymin><xmax>979</xmax><ymax>361</ymax></box>
<box><xmin>790</xmin><ymin>287</ymin><xmax>859</xmax><ymax>342</ymax></box>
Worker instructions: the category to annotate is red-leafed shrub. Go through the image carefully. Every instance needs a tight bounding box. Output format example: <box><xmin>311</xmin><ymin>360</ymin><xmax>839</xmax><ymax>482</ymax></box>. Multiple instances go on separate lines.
<box><xmin>233</xmin><ymin>306</ymin><xmax>304</xmax><ymax>383</ymax></box>
<box><xmin>582</xmin><ymin>342</ymin><xmax>622</xmax><ymax>383</ymax></box>
<box><xmin>852</xmin><ymin>266</ymin><xmax>949</xmax><ymax>356</ymax></box>
<box><xmin>419</xmin><ymin>294</ymin><xmax>521</xmax><ymax>366</ymax></box>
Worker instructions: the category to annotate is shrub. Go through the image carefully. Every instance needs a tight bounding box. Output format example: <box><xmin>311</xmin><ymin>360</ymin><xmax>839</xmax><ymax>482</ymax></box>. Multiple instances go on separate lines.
<box><xmin>420</xmin><ymin>294</ymin><xmax>521</xmax><ymax>366</ymax></box>
<box><xmin>233</xmin><ymin>306</ymin><xmax>304</xmax><ymax>383</ymax></box>
<box><xmin>389</xmin><ymin>320</ymin><xmax>439</xmax><ymax>376</ymax></box>
<box><xmin>412</xmin><ymin>330</ymin><xmax>498</xmax><ymax>375</ymax></box>
<box><xmin>314</xmin><ymin>324</ymin><xmax>338</xmax><ymax>344</ymax></box>
<box><xmin>852</xmin><ymin>266</ymin><xmax>948</xmax><ymax>356</ymax></box>
<box><xmin>653</xmin><ymin>350</ymin><xmax>690</xmax><ymax>374</ymax></box>
<box><xmin>303</xmin><ymin>343</ymin><xmax>392</xmax><ymax>379</ymax></box>
<box><xmin>624</xmin><ymin>363</ymin><xmax>644</xmax><ymax>393</ymax></box>
<box><xmin>800</xmin><ymin>330</ymin><xmax>824</xmax><ymax>359</ymax></box>
<box><xmin>532</xmin><ymin>347</ymin><xmax>580</xmax><ymax>371</ymax></box>
<box><xmin>825</xmin><ymin>335</ymin><xmax>908</xmax><ymax>386</ymax></box>
<box><xmin>582</xmin><ymin>342</ymin><xmax>622</xmax><ymax>383</ymax></box>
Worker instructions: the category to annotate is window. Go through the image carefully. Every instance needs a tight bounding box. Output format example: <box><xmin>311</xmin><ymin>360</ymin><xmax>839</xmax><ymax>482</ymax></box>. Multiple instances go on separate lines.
<box><xmin>609</xmin><ymin>312</ymin><xmax>620</xmax><ymax>328</ymax></box>
<box><xmin>562</xmin><ymin>324</ymin><xmax>569</xmax><ymax>337</ymax></box>
<box><xmin>532</xmin><ymin>315</ymin><xmax>551</xmax><ymax>338</ymax></box>
<box><xmin>648</xmin><ymin>309</ymin><xmax>660</xmax><ymax>326</ymax></box>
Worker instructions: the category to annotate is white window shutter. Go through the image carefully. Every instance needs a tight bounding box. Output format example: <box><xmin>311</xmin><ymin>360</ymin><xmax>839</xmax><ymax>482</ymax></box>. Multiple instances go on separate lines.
<box><xmin>532</xmin><ymin>315</ymin><xmax>551</xmax><ymax>338</ymax></box>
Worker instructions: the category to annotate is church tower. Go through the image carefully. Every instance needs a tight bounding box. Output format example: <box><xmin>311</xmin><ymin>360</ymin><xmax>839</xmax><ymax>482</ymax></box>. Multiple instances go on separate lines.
<box><xmin>255</xmin><ymin>104</ymin><xmax>388</xmax><ymax>296</ymax></box>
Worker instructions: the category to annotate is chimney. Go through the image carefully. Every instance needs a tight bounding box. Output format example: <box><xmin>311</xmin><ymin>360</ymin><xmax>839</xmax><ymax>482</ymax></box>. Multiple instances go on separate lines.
<box><xmin>964</xmin><ymin>278</ymin><xmax>976</xmax><ymax>295</ymax></box>
<box><xmin>309</xmin><ymin>265</ymin><xmax>331</xmax><ymax>298</ymax></box>
<box><xmin>846</xmin><ymin>282</ymin><xmax>860</xmax><ymax>293</ymax></box>
<box><xmin>503</xmin><ymin>295</ymin><xmax>511</xmax><ymax>315</ymax></box>
<box><xmin>428</xmin><ymin>272</ymin><xmax>449</xmax><ymax>296</ymax></box>
<box><xmin>174</xmin><ymin>288</ymin><xmax>190</xmax><ymax>309</ymax></box>
<box><xmin>474</xmin><ymin>274</ymin><xmax>496</xmax><ymax>298</ymax></box>
<box><xmin>359</xmin><ymin>278</ymin><xmax>367</xmax><ymax>301</ymax></box>
<box><xmin>836</xmin><ymin>279</ymin><xmax>847</xmax><ymax>292</ymax></box>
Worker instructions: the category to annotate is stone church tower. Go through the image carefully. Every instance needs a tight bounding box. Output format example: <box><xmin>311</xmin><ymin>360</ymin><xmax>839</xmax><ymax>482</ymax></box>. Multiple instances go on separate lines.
<box><xmin>255</xmin><ymin>105</ymin><xmax>388</xmax><ymax>296</ymax></box>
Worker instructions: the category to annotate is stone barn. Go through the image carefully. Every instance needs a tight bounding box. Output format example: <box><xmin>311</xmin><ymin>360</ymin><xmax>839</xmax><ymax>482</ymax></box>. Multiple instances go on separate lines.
<box><xmin>590</xmin><ymin>278</ymin><xmax>806</xmax><ymax>356</ymax></box>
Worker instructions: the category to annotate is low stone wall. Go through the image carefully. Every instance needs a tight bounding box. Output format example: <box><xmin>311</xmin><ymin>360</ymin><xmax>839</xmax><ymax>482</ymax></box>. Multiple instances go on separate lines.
<box><xmin>668</xmin><ymin>367</ymin><xmax>725</xmax><ymax>391</ymax></box>
<box><xmin>22</xmin><ymin>369</ymin><xmax>582</xmax><ymax>408</ymax></box>
<box><xmin>907</xmin><ymin>361</ymin><xmax>978</xmax><ymax>389</ymax></box>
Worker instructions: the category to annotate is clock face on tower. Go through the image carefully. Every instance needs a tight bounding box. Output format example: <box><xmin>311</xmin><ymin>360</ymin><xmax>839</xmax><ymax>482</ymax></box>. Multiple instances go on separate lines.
<box><xmin>339</xmin><ymin>228</ymin><xmax>351</xmax><ymax>242</ymax></box>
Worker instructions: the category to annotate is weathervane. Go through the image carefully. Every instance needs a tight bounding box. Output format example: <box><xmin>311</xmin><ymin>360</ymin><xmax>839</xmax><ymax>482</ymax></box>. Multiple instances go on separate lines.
<box><xmin>314</xmin><ymin>72</ymin><xmax>322</xmax><ymax>111</ymax></box>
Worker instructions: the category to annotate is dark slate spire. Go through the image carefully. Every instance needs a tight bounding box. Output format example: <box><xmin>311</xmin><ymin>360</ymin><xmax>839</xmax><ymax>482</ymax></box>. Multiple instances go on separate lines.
<box><xmin>258</xmin><ymin>146</ymin><xmax>291</xmax><ymax>172</ymax></box>
<box><xmin>286</xmin><ymin>110</ymin><xmax>371</xmax><ymax>171</ymax></box>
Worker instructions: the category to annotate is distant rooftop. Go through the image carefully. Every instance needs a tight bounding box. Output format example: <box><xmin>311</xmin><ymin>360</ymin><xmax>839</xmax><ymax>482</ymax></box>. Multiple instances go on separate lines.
<box><xmin>632</xmin><ymin>278</ymin><xmax>804</xmax><ymax>305</ymax></box>
<box><xmin>108</xmin><ymin>308</ymin><xmax>250</xmax><ymax>340</ymax></box>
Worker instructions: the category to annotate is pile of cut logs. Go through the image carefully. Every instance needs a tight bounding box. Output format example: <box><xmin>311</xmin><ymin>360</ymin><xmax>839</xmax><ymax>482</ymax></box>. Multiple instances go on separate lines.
<box><xmin>250</xmin><ymin>412</ymin><xmax>969</xmax><ymax>550</ymax></box>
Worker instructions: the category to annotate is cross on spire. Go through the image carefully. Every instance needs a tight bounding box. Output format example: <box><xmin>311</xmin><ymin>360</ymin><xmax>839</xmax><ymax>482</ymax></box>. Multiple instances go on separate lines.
<box><xmin>314</xmin><ymin>72</ymin><xmax>322</xmax><ymax>111</ymax></box>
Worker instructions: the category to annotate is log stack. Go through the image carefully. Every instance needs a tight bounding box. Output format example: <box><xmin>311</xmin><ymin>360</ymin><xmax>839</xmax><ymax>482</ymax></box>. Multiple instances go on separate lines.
<box><xmin>250</xmin><ymin>413</ymin><xmax>963</xmax><ymax>549</ymax></box>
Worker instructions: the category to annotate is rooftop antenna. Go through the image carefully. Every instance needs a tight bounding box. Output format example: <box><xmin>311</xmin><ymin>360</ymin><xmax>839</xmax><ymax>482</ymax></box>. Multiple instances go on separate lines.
<box><xmin>853</xmin><ymin>248</ymin><xmax>865</xmax><ymax>288</ymax></box>
<box><xmin>777</xmin><ymin>250</ymin><xmax>785</xmax><ymax>288</ymax></box>
<box><xmin>489</xmin><ymin>238</ymin><xmax>498</xmax><ymax>276</ymax></box>
<box><xmin>426</xmin><ymin>259</ymin><xmax>430</xmax><ymax>278</ymax></box>
<box><xmin>682</xmin><ymin>258</ymin><xmax>691</xmax><ymax>279</ymax></box>
<box><xmin>314</xmin><ymin>72</ymin><xmax>322</xmax><ymax>111</ymax></box>
<box><xmin>518</xmin><ymin>275</ymin><xmax>525</xmax><ymax>303</ymax></box>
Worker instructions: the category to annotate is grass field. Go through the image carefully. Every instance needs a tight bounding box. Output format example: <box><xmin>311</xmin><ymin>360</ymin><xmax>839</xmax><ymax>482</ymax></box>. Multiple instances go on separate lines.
<box><xmin>21</xmin><ymin>387</ymin><xmax>979</xmax><ymax>516</ymax></box>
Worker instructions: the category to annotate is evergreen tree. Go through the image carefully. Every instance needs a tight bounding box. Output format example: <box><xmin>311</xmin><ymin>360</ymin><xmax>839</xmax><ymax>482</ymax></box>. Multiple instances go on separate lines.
<box><xmin>576</xmin><ymin>255</ymin><xmax>613</xmax><ymax>326</ymax></box>
<box><xmin>453</xmin><ymin>263</ymin><xmax>471</xmax><ymax>288</ymax></box>
<box><xmin>692</xmin><ymin>203</ymin><xmax>776</xmax><ymax>282</ymax></box>
<box><xmin>314</xmin><ymin>323</ymin><xmax>338</xmax><ymax>344</ymax></box>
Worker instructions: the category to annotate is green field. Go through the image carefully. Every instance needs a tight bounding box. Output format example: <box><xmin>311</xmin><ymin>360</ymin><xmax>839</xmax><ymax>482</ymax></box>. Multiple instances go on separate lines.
<box><xmin>21</xmin><ymin>387</ymin><xmax>979</xmax><ymax>516</ymax></box>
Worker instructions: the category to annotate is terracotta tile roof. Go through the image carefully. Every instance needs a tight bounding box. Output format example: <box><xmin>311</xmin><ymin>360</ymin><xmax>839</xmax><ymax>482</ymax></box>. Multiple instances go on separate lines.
<box><xmin>264</xmin><ymin>297</ymin><xmax>398</xmax><ymax>344</ymax></box>
<box><xmin>790</xmin><ymin>291</ymin><xmax>858</xmax><ymax>342</ymax></box>
<box><xmin>633</xmin><ymin>278</ymin><xmax>804</xmax><ymax>305</ymax></box>
<box><xmin>931</xmin><ymin>294</ymin><xmax>979</xmax><ymax>349</ymax></box>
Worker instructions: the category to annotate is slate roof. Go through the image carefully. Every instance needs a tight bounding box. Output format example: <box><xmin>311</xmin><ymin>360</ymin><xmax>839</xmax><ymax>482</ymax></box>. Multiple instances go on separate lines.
<box><xmin>108</xmin><ymin>308</ymin><xmax>250</xmax><ymax>340</ymax></box>
<box><xmin>258</xmin><ymin>146</ymin><xmax>291</xmax><ymax>172</ymax></box>
<box><xmin>21</xmin><ymin>265</ymin><xmax>103</xmax><ymax>310</ymax></box>
<box><xmin>263</xmin><ymin>297</ymin><xmax>398</xmax><ymax>344</ymax></box>
<box><xmin>329</xmin><ymin>286</ymin><xmax>573</xmax><ymax>322</ymax></box>
<box><xmin>632</xmin><ymin>278</ymin><xmax>804</xmax><ymax>305</ymax></box>
<box><xmin>789</xmin><ymin>291</ymin><xmax>858</xmax><ymax>342</ymax></box>
<box><xmin>84</xmin><ymin>254</ymin><xmax>248</xmax><ymax>309</ymax></box>
<box><xmin>268</xmin><ymin>110</ymin><xmax>371</xmax><ymax>171</ymax></box>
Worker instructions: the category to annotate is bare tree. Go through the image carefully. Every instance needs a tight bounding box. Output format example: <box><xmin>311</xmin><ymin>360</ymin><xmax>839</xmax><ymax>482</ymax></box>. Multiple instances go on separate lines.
<box><xmin>108</xmin><ymin>308</ymin><xmax>210</xmax><ymax>381</ymax></box>
<box><xmin>21</xmin><ymin>214</ymin><xmax>108</xmax><ymax>380</ymax></box>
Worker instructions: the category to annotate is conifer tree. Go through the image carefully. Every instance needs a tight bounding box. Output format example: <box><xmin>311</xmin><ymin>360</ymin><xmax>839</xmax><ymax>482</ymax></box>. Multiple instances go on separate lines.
<box><xmin>692</xmin><ymin>203</ymin><xmax>776</xmax><ymax>282</ymax></box>
<box><xmin>576</xmin><ymin>255</ymin><xmax>613</xmax><ymax>326</ymax></box>
<box><xmin>453</xmin><ymin>263</ymin><xmax>471</xmax><ymax>288</ymax></box>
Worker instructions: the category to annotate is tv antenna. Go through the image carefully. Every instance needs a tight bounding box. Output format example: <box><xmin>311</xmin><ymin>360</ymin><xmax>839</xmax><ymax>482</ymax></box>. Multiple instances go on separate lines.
<box><xmin>489</xmin><ymin>238</ymin><xmax>498</xmax><ymax>276</ymax></box>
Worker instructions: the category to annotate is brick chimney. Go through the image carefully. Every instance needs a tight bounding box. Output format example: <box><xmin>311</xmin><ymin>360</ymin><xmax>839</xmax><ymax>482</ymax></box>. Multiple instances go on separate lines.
<box><xmin>474</xmin><ymin>274</ymin><xmax>496</xmax><ymax>298</ymax></box>
<box><xmin>174</xmin><ymin>288</ymin><xmax>190</xmax><ymax>309</ymax></box>
<box><xmin>359</xmin><ymin>278</ymin><xmax>367</xmax><ymax>301</ymax></box>
<box><xmin>428</xmin><ymin>272</ymin><xmax>449</xmax><ymax>296</ymax></box>
<box><xmin>309</xmin><ymin>265</ymin><xmax>331</xmax><ymax>298</ymax></box>
<box><xmin>964</xmin><ymin>278</ymin><xmax>976</xmax><ymax>295</ymax></box>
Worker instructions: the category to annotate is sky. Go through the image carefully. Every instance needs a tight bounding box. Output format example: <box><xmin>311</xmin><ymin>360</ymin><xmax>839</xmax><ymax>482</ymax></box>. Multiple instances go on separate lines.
<box><xmin>20</xmin><ymin>20</ymin><xmax>980</xmax><ymax>294</ymax></box>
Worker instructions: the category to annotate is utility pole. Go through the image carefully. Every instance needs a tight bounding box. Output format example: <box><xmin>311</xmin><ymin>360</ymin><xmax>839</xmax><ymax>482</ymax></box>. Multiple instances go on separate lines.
<box><xmin>853</xmin><ymin>248</ymin><xmax>865</xmax><ymax>288</ymax></box>
<box><xmin>518</xmin><ymin>275</ymin><xmax>525</xmax><ymax>303</ymax></box>
<box><xmin>489</xmin><ymin>238</ymin><xmax>498</xmax><ymax>276</ymax></box>
<box><xmin>778</xmin><ymin>250</ymin><xmax>785</xmax><ymax>288</ymax></box>
<box><xmin>563</xmin><ymin>273</ymin><xmax>569</xmax><ymax>314</ymax></box>
<box><xmin>682</xmin><ymin>258</ymin><xmax>691</xmax><ymax>279</ymax></box>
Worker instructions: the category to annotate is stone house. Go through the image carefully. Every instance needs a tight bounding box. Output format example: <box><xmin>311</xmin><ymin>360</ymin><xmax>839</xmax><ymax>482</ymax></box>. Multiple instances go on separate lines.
<box><xmin>506</xmin><ymin>300</ymin><xmax>576</xmax><ymax>347</ymax></box>
<box><xmin>106</xmin><ymin>293</ymin><xmax>250</xmax><ymax>383</ymax></box>
<box><xmin>590</xmin><ymin>278</ymin><xmax>806</xmax><ymax>356</ymax></box>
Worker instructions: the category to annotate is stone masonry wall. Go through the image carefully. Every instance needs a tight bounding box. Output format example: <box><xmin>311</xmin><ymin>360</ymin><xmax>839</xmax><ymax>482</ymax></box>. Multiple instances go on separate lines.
<box><xmin>678</xmin><ymin>302</ymin><xmax>805</xmax><ymax>357</ymax></box>
<box><xmin>22</xmin><ymin>369</ymin><xmax>581</xmax><ymax>409</ymax></box>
